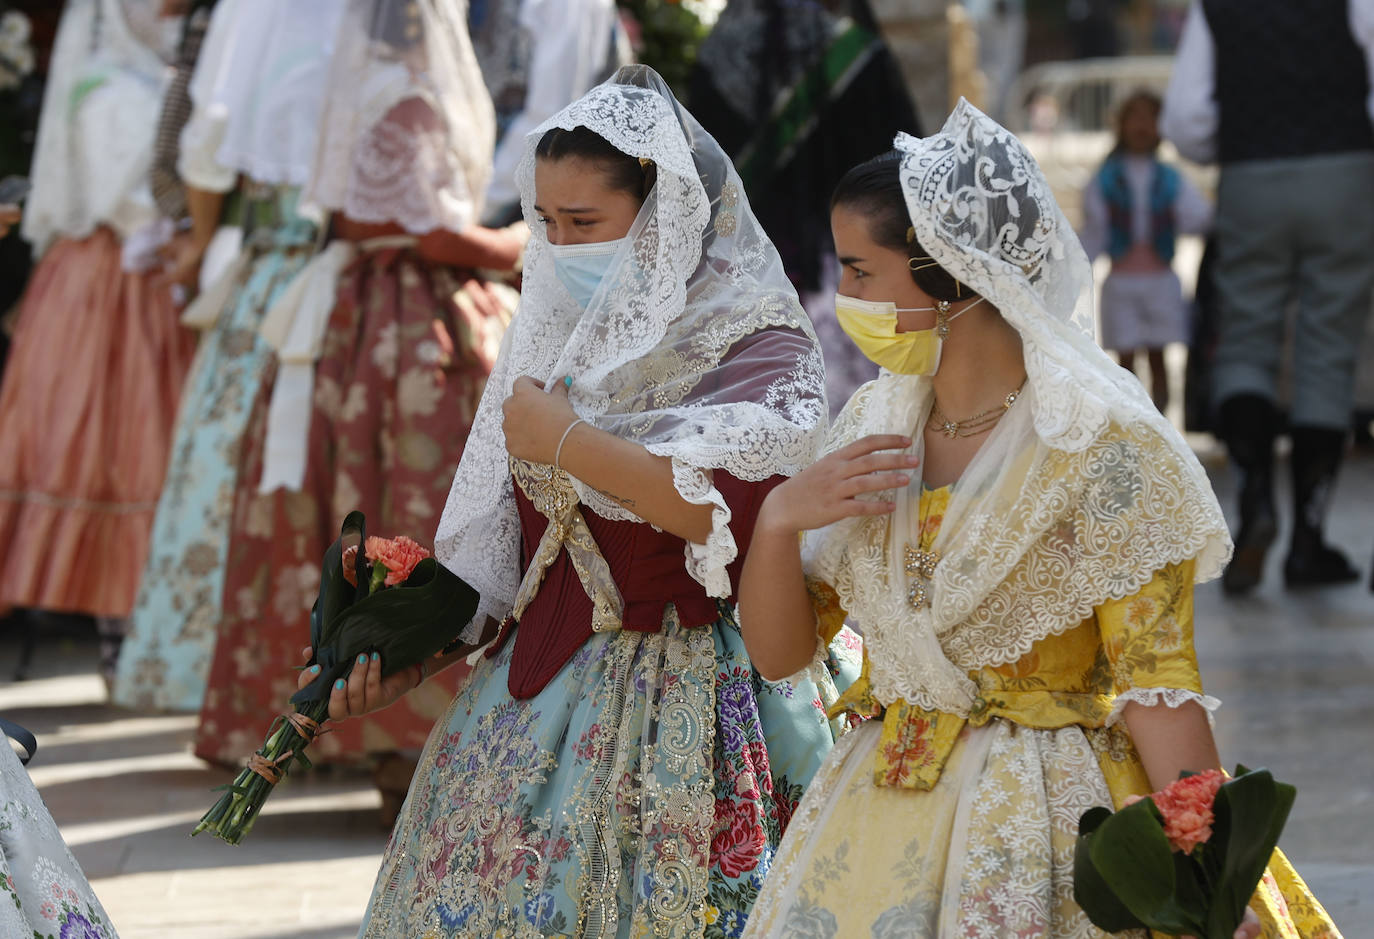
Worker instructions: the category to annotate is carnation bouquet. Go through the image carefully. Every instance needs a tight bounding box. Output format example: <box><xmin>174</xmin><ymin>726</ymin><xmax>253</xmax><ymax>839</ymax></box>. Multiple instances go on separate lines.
<box><xmin>1074</xmin><ymin>766</ymin><xmax>1296</xmax><ymax>938</ymax></box>
<box><xmin>193</xmin><ymin>511</ymin><xmax>478</xmax><ymax>845</ymax></box>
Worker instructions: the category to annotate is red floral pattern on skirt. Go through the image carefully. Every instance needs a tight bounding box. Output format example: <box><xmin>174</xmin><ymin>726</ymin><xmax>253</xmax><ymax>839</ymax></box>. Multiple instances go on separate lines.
<box><xmin>194</xmin><ymin>247</ymin><xmax>511</xmax><ymax>765</ymax></box>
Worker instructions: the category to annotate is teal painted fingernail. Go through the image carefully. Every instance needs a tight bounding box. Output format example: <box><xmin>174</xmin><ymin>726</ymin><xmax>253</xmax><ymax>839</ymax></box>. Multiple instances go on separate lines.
<box><xmin>309</xmin><ymin>665</ymin><xmax>320</xmax><ymax>674</ymax></box>
<box><xmin>370</xmin><ymin>652</ymin><xmax>379</xmax><ymax>662</ymax></box>
<box><xmin>563</xmin><ymin>375</ymin><xmax>572</xmax><ymax>388</ymax></box>
<box><xmin>357</xmin><ymin>653</ymin><xmax>368</xmax><ymax>665</ymax></box>
<box><xmin>334</xmin><ymin>679</ymin><xmax>346</xmax><ymax>690</ymax></box>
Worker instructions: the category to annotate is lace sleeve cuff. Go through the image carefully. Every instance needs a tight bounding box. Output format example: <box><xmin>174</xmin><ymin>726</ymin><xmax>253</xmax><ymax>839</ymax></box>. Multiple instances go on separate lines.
<box><xmin>670</xmin><ymin>459</ymin><xmax>736</xmax><ymax>598</ymax></box>
<box><xmin>1105</xmin><ymin>687</ymin><xmax>1221</xmax><ymax>729</ymax></box>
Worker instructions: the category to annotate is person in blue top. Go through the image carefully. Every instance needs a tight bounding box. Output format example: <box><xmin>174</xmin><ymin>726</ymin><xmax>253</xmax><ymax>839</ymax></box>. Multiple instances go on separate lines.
<box><xmin>1080</xmin><ymin>89</ymin><xmax>1212</xmax><ymax>415</ymax></box>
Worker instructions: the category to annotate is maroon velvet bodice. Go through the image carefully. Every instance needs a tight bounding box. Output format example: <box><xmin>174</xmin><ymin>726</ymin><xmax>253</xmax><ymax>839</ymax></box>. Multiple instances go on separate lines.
<box><xmin>491</xmin><ymin>471</ymin><xmax>784</xmax><ymax>699</ymax></box>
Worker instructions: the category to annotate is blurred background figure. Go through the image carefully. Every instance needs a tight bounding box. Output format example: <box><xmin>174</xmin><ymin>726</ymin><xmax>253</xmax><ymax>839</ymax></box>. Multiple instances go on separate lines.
<box><xmin>1162</xmin><ymin>0</ymin><xmax>1374</xmax><ymax>595</ymax></box>
<box><xmin>469</xmin><ymin>0</ymin><xmax>627</xmax><ymax>226</ymax></box>
<box><xmin>962</xmin><ymin>0</ymin><xmax>1026</xmax><ymax>122</ymax></box>
<box><xmin>193</xmin><ymin>0</ymin><xmax>522</xmax><ymax>824</ymax></box>
<box><xmin>1067</xmin><ymin>0</ymin><xmax>1124</xmax><ymax>58</ymax></box>
<box><xmin>0</xmin><ymin>1</ymin><xmax>57</xmax><ymax>374</ymax></box>
<box><xmin>0</xmin><ymin>0</ymin><xmax>195</xmax><ymax>691</ymax></box>
<box><xmin>688</xmin><ymin>0</ymin><xmax>920</xmax><ymax>413</ymax></box>
<box><xmin>113</xmin><ymin>0</ymin><xmax>344</xmax><ymax>712</ymax></box>
<box><xmin>1080</xmin><ymin>88</ymin><xmax>1211</xmax><ymax>413</ymax></box>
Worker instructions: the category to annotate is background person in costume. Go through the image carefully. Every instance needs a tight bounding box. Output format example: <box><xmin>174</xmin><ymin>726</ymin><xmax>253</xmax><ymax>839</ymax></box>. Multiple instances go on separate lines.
<box><xmin>113</xmin><ymin>0</ymin><xmax>344</xmax><ymax>713</ymax></box>
<box><xmin>737</xmin><ymin>102</ymin><xmax>1338</xmax><ymax>938</ymax></box>
<box><xmin>312</xmin><ymin>65</ymin><xmax>860</xmax><ymax>936</ymax></box>
<box><xmin>193</xmin><ymin>0</ymin><xmax>522</xmax><ymax>824</ymax></box>
<box><xmin>0</xmin><ymin>0</ymin><xmax>195</xmax><ymax>691</ymax></box>
<box><xmin>689</xmin><ymin>0</ymin><xmax>920</xmax><ymax>415</ymax></box>
<box><xmin>1162</xmin><ymin>0</ymin><xmax>1374</xmax><ymax>593</ymax></box>
<box><xmin>1080</xmin><ymin>89</ymin><xmax>1211</xmax><ymax>416</ymax></box>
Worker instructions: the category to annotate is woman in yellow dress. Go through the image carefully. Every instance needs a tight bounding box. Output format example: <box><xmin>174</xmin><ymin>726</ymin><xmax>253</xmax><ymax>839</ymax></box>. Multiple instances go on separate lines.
<box><xmin>737</xmin><ymin>101</ymin><xmax>1342</xmax><ymax>938</ymax></box>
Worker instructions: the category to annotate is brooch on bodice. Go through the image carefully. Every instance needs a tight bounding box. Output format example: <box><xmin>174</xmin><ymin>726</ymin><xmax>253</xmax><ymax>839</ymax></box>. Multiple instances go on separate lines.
<box><xmin>903</xmin><ymin>544</ymin><xmax>940</xmax><ymax>609</ymax></box>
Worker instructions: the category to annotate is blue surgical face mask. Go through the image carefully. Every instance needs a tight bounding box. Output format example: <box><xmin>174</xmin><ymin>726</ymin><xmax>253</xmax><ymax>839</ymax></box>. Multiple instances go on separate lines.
<box><xmin>547</xmin><ymin>236</ymin><xmax>627</xmax><ymax>309</ymax></box>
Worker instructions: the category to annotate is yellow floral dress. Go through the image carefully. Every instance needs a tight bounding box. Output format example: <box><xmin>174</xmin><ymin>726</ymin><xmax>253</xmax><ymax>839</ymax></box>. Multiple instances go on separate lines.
<box><xmin>744</xmin><ymin>485</ymin><xmax>1341</xmax><ymax>939</ymax></box>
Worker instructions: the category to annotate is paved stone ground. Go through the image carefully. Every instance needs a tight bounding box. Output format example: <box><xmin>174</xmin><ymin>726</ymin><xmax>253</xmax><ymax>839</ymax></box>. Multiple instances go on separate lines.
<box><xmin>1</xmin><ymin>447</ymin><xmax>1371</xmax><ymax>937</ymax></box>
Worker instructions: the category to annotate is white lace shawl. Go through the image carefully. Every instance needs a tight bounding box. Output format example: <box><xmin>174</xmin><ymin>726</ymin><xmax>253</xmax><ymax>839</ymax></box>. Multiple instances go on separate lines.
<box><xmin>435</xmin><ymin>66</ymin><xmax>827</xmax><ymax>639</ymax></box>
<box><xmin>804</xmin><ymin>101</ymin><xmax>1232</xmax><ymax>715</ymax></box>
<box><xmin>21</xmin><ymin>0</ymin><xmax>170</xmax><ymax>254</ymax></box>
<box><xmin>177</xmin><ymin>0</ymin><xmax>345</xmax><ymax>192</ymax></box>
<box><xmin>300</xmin><ymin>0</ymin><xmax>494</xmax><ymax>233</ymax></box>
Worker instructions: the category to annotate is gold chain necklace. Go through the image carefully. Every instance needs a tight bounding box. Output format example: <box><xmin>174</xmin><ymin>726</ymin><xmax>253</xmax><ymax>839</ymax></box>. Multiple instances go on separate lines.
<box><xmin>930</xmin><ymin>380</ymin><xmax>1026</xmax><ymax>439</ymax></box>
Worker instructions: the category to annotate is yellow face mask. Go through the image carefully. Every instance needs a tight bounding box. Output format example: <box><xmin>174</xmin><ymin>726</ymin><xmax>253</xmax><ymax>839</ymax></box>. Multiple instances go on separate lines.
<box><xmin>834</xmin><ymin>295</ymin><xmax>981</xmax><ymax>376</ymax></box>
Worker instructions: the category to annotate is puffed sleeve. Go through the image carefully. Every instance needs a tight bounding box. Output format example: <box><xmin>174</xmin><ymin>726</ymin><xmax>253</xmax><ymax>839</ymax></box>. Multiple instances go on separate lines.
<box><xmin>1097</xmin><ymin>558</ymin><xmax>1221</xmax><ymax>726</ymax></box>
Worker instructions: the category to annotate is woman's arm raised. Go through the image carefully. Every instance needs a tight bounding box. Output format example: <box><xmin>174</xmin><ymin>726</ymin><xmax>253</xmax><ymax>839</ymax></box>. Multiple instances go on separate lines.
<box><xmin>738</xmin><ymin>436</ymin><xmax>916</xmax><ymax>680</ymax></box>
<box><xmin>501</xmin><ymin>376</ymin><xmax>716</xmax><ymax>543</ymax></box>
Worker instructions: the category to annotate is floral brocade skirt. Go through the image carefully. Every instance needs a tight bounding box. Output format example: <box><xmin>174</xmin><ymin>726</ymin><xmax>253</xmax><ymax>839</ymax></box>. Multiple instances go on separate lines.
<box><xmin>193</xmin><ymin>247</ymin><xmax>513</xmax><ymax>764</ymax></box>
<box><xmin>743</xmin><ymin>719</ymin><xmax>1341</xmax><ymax>939</ymax></box>
<box><xmin>0</xmin><ymin>228</ymin><xmax>195</xmax><ymax>619</ymax></box>
<box><xmin>358</xmin><ymin>609</ymin><xmax>864</xmax><ymax>939</ymax></box>
<box><xmin>114</xmin><ymin>230</ymin><xmax>313</xmax><ymax>711</ymax></box>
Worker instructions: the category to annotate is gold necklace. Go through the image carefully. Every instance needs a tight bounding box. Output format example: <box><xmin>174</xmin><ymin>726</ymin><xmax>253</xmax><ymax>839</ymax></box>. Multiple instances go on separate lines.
<box><xmin>930</xmin><ymin>380</ymin><xmax>1026</xmax><ymax>439</ymax></box>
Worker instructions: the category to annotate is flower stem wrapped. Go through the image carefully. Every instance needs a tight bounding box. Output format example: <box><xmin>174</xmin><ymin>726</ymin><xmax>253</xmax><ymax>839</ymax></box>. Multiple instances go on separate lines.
<box><xmin>192</xmin><ymin>512</ymin><xmax>479</xmax><ymax>845</ymax></box>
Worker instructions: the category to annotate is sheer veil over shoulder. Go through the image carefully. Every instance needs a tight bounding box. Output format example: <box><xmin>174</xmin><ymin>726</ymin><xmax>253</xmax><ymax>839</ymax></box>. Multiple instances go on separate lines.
<box><xmin>436</xmin><ymin>65</ymin><xmax>828</xmax><ymax>640</ymax></box>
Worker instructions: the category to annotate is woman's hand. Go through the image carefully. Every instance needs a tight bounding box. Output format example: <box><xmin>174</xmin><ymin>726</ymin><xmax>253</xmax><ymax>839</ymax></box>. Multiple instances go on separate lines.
<box><xmin>502</xmin><ymin>375</ymin><xmax>578</xmax><ymax>465</ymax></box>
<box><xmin>757</xmin><ymin>434</ymin><xmax>917</xmax><ymax>536</ymax></box>
<box><xmin>155</xmin><ymin>231</ymin><xmax>207</xmax><ymax>296</ymax></box>
<box><xmin>296</xmin><ymin>646</ymin><xmax>420</xmax><ymax>721</ymax></box>
<box><xmin>1234</xmin><ymin>908</ymin><xmax>1262</xmax><ymax>939</ymax></box>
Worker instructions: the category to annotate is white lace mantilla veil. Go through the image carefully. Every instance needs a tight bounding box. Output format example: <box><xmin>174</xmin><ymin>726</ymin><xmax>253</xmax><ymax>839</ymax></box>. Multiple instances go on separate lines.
<box><xmin>21</xmin><ymin>0</ymin><xmax>172</xmax><ymax>254</ymax></box>
<box><xmin>435</xmin><ymin>65</ymin><xmax>828</xmax><ymax>641</ymax></box>
<box><xmin>804</xmin><ymin>100</ymin><xmax>1232</xmax><ymax>714</ymax></box>
<box><xmin>179</xmin><ymin>0</ymin><xmax>346</xmax><ymax>190</ymax></box>
<box><xmin>301</xmin><ymin>0</ymin><xmax>494</xmax><ymax>232</ymax></box>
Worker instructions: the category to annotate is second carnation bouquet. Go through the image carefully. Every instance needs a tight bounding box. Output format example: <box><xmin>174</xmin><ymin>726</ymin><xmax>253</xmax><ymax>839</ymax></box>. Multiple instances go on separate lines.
<box><xmin>193</xmin><ymin>511</ymin><xmax>479</xmax><ymax>845</ymax></box>
<box><xmin>1073</xmin><ymin>766</ymin><xmax>1295</xmax><ymax>938</ymax></box>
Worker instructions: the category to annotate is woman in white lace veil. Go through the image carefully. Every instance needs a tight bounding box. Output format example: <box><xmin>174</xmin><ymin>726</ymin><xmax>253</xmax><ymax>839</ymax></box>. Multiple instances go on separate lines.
<box><xmin>194</xmin><ymin>0</ymin><xmax>524</xmax><ymax>817</ymax></box>
<box><xmin>329</xmin><ymin>65</ymin><xmax>863</xmax><ymax>937</ymax></box>
<box><xmin>113</xmin><ymin>0</ymin><xmax>345</xmax><ymax>715</ymax></box>
<box><xmin>738</xmin><ymin>101</ymin><xmax>1335</xmax><ymax>937</ymax></box>
<box><xmin>0</xmin><ymin>0</ymin><xmax>195</xmax><ymax>688</ymax></box>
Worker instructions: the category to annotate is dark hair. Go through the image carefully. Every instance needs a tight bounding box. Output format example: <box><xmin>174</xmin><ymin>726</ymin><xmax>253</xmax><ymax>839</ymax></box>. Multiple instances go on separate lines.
<box><xmin>830</xmin><ymin>151</ymin><xmax>973</xmax><ymax>302</ymax></box>
<box><xmin>535</xmin><ymin>125</ymin><xmax>657</xmax><ymax>203</ymax></box>
<box><xmin>1113</xmin><ymin>88</ymin><xmax>1163</xmax><ymax>151</ymax></box>
<box><xmin>367</xmin><ymin>0</ymin><xmax>425</xmax><ymax>50</ymax></box>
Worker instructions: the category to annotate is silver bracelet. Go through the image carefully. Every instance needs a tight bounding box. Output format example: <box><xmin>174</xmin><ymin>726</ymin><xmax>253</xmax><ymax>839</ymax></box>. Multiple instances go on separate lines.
<box><xmin>554</xmin><ymin>418</ymin><xmax>587</xmax><ymax>470</ymax></box>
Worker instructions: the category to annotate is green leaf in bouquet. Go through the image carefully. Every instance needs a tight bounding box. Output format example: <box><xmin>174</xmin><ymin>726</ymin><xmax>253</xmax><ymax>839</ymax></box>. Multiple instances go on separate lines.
<box><xmin>1084</xmin><ymin>798</ymin><xmax>1207</xmax><ymax>936</ymax></box>
<box><xmin>1074</xmin><ymin>807</ymin><xmax>1149</xmax><ymax>932</ymax></box>
<box><xmin>1204</xmin><ymin>766</ymin><xmax>1296</xmax><ymax>939</ymax></box>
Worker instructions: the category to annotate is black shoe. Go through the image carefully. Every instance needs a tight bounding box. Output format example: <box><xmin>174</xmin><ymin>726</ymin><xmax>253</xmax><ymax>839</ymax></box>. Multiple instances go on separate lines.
<box><xmin>1284</xmin><ymin>425</ymin><xmax>1358</xmax><ymax>590</ymax></box>
<box><xmin>1217</xmin><ymin>395</ymin><xmax>1280</xmax><ymax>596</ymax></box>
<box><xmin>1223</xmin><ymin>511</ymin><xmax>1277</xmax><ymax>595</ymax></box>
<box><xmin>1284</xmin><ymin>542</ymin><xmax>1360</xmax><ymax>587</ymax></box>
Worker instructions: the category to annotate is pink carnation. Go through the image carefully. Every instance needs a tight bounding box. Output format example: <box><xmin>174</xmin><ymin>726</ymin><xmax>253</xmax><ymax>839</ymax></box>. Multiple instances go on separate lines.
<box><xmin>364</xmin><ymin>535</ymin><xmax>431</xmax><ymax>587</ymax></box>
<box><xmin>1150</xmin><ymin>769</ymin><xmax>1225</xmax><ymax>854</ymax></box>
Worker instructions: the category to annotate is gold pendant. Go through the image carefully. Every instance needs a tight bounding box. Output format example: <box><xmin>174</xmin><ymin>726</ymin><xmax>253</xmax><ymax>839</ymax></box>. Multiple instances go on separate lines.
<box><xmin>907</xmin><ymin>581</ymin><xmax>928</xmax><ymax>609</ymax></box>
<box><xmin>941</xmin><ymin>420</ymin><xmax>959</xmax><ymax>438</ymax></box>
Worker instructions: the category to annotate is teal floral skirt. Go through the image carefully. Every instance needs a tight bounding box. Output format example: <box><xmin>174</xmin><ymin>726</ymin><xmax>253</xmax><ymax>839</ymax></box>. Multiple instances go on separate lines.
<box><xmin>359</xmin><ymin>605</ymin><xmax>861</xmax><ymax>939</ymax></box>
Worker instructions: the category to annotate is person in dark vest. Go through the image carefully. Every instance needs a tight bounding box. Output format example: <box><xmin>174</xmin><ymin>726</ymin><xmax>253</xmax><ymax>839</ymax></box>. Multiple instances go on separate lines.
<box><xmin>1162</xmin><ymin>0</ymin><xmax>1374</xmax><ymax>594</ymax></box>
<box><xmin>1081</xmin><ymin>89</ymin><xmax>1211</xmax><ymax>413</ymax></box>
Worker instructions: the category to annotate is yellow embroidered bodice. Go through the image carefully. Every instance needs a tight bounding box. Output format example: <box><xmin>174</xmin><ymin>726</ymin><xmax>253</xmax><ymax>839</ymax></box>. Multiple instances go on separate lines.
<box><xmin>813</xmin><ymin>483</ymin><xmax>1205</xmax><ymax>791</ymax></box>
